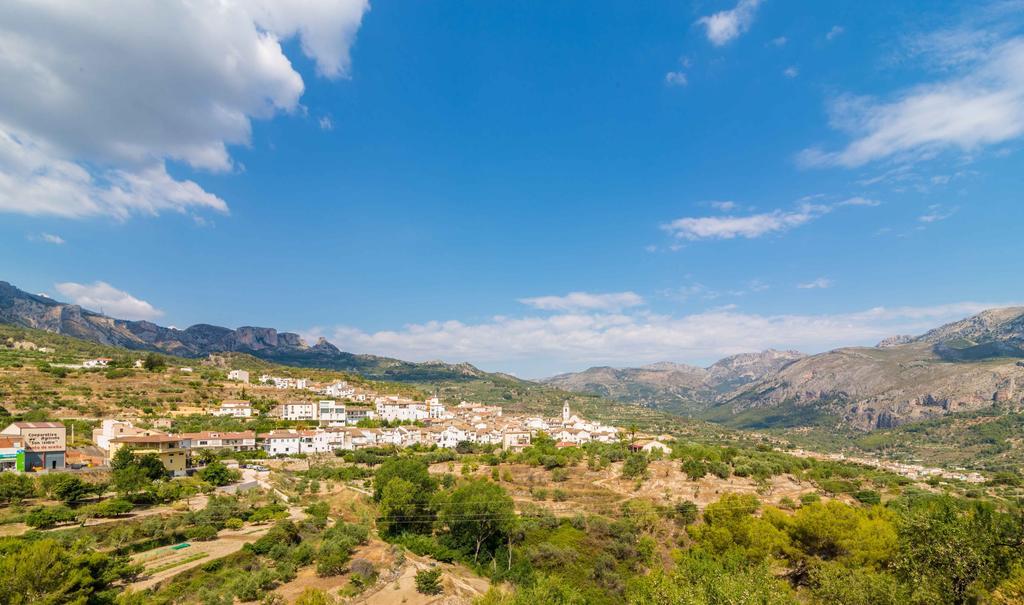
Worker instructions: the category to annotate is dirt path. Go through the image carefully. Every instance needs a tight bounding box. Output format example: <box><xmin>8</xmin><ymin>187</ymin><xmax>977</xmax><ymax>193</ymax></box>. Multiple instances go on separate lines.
<box><xmin>127</xmin><ymin>526</ymin><xmax>270</xmax><ymax>591</ymax></box>
<box><xmin>127</xmin><ymin>504</ymin><xmax>305</xmax><ymax>592</ymax></box>
<box><xmin>355</xmin><ymin>551</ymin><xmax>490</xmax><ymax>605</ymax></box>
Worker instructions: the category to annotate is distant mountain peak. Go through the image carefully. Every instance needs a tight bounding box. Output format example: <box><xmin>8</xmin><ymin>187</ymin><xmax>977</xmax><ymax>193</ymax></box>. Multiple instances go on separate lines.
<box><xmin>0</xmin><ymin>279</ymin><xmax>481</xmax><ymax>382</ymax></box>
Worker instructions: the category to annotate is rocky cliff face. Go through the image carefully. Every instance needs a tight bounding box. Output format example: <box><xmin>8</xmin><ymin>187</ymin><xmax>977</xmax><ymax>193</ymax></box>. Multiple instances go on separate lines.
<box><xmin>540</xmin><ymin>350</ymin><xmax>805</xmax><ymax>414</ymax></box>
<box><xmin>710</xmin><ymin>309</ymin><xmax>1024</xmax><ymax>430</ymax></box>
<box><xmin>0</xmin><ymin>280</ymin><xmax>481</xmax><ymax>381</ymax></box>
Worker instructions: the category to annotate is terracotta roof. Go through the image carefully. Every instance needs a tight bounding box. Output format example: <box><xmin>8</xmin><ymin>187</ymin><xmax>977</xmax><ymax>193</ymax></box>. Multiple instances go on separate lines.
<box><xmin>111</xmin><ymin>434</ymin><xmax>183</xmax><ymax>444</ymax></box>
<box><xmin>260</xmin><ymin>429</ymin><xmax>299</xmax><ymax>440</ymax></box>
<box><xmin>0</xmin><ymin>437</ymin><xmax>23</xmax><ymax>449</ymax></box>
<box><xmin>181</xmin><ymin>431</ymin><xmax>255</xmax><ymax>440</ymax></box>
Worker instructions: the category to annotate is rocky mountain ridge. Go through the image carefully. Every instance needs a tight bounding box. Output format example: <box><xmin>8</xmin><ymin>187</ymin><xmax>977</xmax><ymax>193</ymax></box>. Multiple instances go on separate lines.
<box><xmin>540</xmin><ymin>350</ymin><xmax>805</xmax><ymax>414</ymax></box>
<box><xmin>0</xmin><ymin>281</ymin><xmax>486</xmax><ymax>382</ymax></box>
<box><xmin>707</xmin><ymin>308</ymin><xmax>1024</xmax><ymax>430</ymax></box>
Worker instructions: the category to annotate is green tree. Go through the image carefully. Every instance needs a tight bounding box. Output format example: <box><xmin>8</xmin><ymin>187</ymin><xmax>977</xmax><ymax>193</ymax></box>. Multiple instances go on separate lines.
<box><xmin>378</xmin><ymin>477</ymin><xmax>433</xmax><ymax>536</ymax></box>
<box><xmin>893</xmin><ymin>496</ymin><xmax>1021</xmax><ymax>604</ymax></box>
<box><xmin>0</xmin><ymin>538</ymin><xmax>138</xmax><ymax>604</ymax></box>
<box><xmin>440</xmin><ymin>479</ymin><xmax>516</xmax><ymax>563</ymax></box>
<box><xmin>372</xmin><ymin>457</ymin><xmax>435</xmax><ymax>502</ymax></box>
<box><xmin>0</xmin><ymin>472</ymin><xmax>36</xmax><ymax>503</ymax></box>
<box><xmin>681</xmin><ymin>458</ymin><xmax>708</xmax><ymax>481</ymax></box>
<box><xmin>199</xmin><ymin>460</ymin><xmax>238</xmax><ymax>487</ymax></box>
<box><xmin>622</xmin><ymin>452</ymin><xmax>649</xmax><ymax>479</ymax></box>
<box><xmin>142</xmin><ymin>352</ymin><xmax>166</xmax><ymax>372</ymax></box>
<box><xmin>49</xmin><ymin>474</ymin><xmax>97</xmax><ymax>504</ymax></box>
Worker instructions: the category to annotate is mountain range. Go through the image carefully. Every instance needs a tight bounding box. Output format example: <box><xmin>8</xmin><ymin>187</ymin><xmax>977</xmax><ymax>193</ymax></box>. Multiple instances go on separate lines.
<box><xmin>540</xmin><ymin>350</ymin><xmax>806</xmax><ymax>415</ymax></box>
<box><xmin>3</xmin><ymin>279</ymin><xmax>1023</xmax><ymax>433</ymax></box>
<box><xmin>545</xmin><ymin>308</ymin><xmax>1024</xmax><ymax>431</ymax></box>
<box><xmin>0</xmin><ymin>281</ymin><xmax>485</xmax><ymax>383</ymax></box>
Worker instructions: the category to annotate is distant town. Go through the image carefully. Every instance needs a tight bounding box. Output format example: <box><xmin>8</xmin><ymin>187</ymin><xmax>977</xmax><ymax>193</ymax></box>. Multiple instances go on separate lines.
<box><xmin>1</xmin><ymin>358</ymin><xmax>651</xmax><ymax>477</ymax></box>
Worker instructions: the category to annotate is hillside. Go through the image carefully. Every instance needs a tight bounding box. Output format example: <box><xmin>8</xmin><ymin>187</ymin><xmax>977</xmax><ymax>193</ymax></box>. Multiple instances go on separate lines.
<box><xmin>541</xmin><ymin>350</ymin><xmax>805</xmax><ymax>414</ymax></box>
<box><xmin>704</xmin><ymin>308</ymin><xmax>1024</xmax><ymax>431</ymax></box>
<box><xmin>0</xmin><ymin>280</ymin><xmax>489</xmax><ymax>382</ymax></box>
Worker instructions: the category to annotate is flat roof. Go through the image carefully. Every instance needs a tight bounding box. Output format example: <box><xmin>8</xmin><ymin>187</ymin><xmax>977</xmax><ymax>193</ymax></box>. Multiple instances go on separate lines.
<box><xmin>5</xmin><ymin>421</ymin><xmax>65</xmax><ymax>429</ymax></box>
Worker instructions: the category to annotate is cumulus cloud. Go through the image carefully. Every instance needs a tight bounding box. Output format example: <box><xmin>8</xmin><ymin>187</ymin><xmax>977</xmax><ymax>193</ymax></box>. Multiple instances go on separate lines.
<box><xmin>797</xmin><ymin>277</ymin><xmax>834</xmax><ymax>289</ymax></box>
<box><xmin>0</xmin><ymin>0</ymin><xmax>368</xmax><ymax>219</ymax></box>
<box><xmin>519</xmin><ymin>291</ymin><xmax>645</xmax><ymax>312</ymax></box>
<box><xmin>710</xmin><ymin>200</ymin><xmax>738</xmax><ymax>211</ymax></box>
<box><xmin>54</xmin><ymin>281</ymin><xmax>163</xmax><ymax>320</ymax></box>
<box><xmin>316</xmin><ymin>301</ymin><xmax>1005</xmax><ymax>375</ymax></box>
<box><xmin>697</xmin><ymin>0</ymin><xmax>763</xmax><ymax>46</ymax></box>
<box><xmin>783</xmin><ymin>66</ymin><xmax>799</xmax><ymax>78</ymax></box>
<box><xmin>799</xmin><ymin>37</ymin><xmax>1024</xmax><ymax>168</ymax></box>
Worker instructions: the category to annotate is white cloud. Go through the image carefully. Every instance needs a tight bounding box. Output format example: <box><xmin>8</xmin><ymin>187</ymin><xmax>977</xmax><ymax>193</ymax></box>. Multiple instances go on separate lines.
<box><xmin>799</xmin><ymin>37</ymin><xmax>1024</xmax><ymax>168</ymax></box>
<box><xmin>783</xmin><ymin>66</ymin><xmax>799</xmax><ymax>78</ymax></box>
<box><xmin>826</xmin><ymin>25</ymin><xmax>844</xmax><ymax>41</ymax></box>
<box><xmin>797</xmin><ymin>277</ymin><xmax>834</xmax><ymax>289</ymax></box>
<box><xmin>662</xmin><ymin>196</ymin><xmax>880</xmax><ymax>242</ymax></box>
<box><xmin>918</xmin><ymin>204</ymin><xmax>958</xmax><ymax>223</ymax></box>
<box><xmin>319</xmin><ymin>116</ymin><xmax>335</xmax><ymax>131</ymax></box>
<box><xmin>664</xmin><ymin>71</ymin><xmax>688</xmax><ymax>86</ymax></box>
<box><xmin>771</xmin><ymin>36</ymin><xmax>787</xmax><ymax>47</ymax></box>
<box><xmin>28</xmin><ymin>232</ymin><xmax>65</xmax><ymax>245</ymax></box>
<box><xmin>519</xmin><ymin>291</ymin><xmax>645</xmax><ymax>313</ymax></box>
<box><xmin>317</xmin><ymin>301</ymin><xmax>1005</xmax><ymax>375</ymax></box>
<box><xmin>662</xmin><ymin>203</ymin><xmax>829</xmax><ymax>240</ymax></box>
<box><xmin>0</xmin><ymin>0</ymin><xmax>368</xmax><ymax>219</ymax></box>
<box><xmin>54</xmin><ymin>281</ymin><xmax>163</xmax><ymax>320</ymax></box>
<box><xmin>697</xmin><ymin>0</ymin><xmax>763</xmax><ymax>47</ymax></box>
<box><xmin>710</xmin><ymin>200</ymin><xmax>738</xmax><ymax>211</ymax></box>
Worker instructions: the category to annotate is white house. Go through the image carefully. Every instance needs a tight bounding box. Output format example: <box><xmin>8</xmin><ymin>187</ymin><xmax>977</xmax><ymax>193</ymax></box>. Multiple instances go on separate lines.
<box><xmin>183</xmin><ymin>431</ymin><xmax>257</xmax><ymax>452</ymax></box>
<box><xmin>322</xmin><ymin>381</ymin><xmax>356</xmax><ymax>399</ymax></box>
<box><xmin>227</xmin><ymin>369</ymin><xmax>250</xmax><ymax>384</ymax></box>
<box><xmin>318</xmin><ymin>400</ymin><xmax>347</xmax><ymax>424</ymax></box>
<box><xmin>92</xmin><ymin>419</ymin><xmax>167</xmax><ymax>451</ymax></box>
<box><xmin>262</xmin><ymin>430</ymin><xmax>301</xmax><ymax>456</ymax></box>
<box><xmin>376</xmin><ymin>398</ymin><xmax>428</xmax><ymax>422</ymax></box>
<box><xmin>298</xmin><ymin>430</ymin><xmax>333</xmax><ymax>454</ymax></box>
<box><xmin>83</xmin><ymin>358</ymin><xmax>112</xmax><ymax>368</ymax></box>
<box><xmin>277</xmin><ymin>402</ymin><xmax>317</xmax><ymax>421</ymax></box>
<box><xmin>632</xmin><ymin>439</ymin><xmax>671</xmax><ymax>454</ymax></box>
<box><xmin>438</xmin><ymin>425</ymin><xmax>469</xmax><ymax>449</ymax></box>
<box><xmin>502</xmin><ymin>430</ymin><xmax>532</xmax><ymax>451</ymax></box>
<box><xmin>345</xmin><ymin>408</ymin><xmax>376</xmax><ymax>425</ymax></box>
<box><xmin>211</xmin><ymin>401</ymin><xmax>255</xmax><ymax>418</ymax></box>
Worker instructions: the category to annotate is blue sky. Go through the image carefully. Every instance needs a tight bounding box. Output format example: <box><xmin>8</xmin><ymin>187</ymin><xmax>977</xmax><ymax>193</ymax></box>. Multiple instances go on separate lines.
<box><xmin>2</xmin><ymin>0</ymin><xmax>1023</xmax><ymax>376</ymax></box>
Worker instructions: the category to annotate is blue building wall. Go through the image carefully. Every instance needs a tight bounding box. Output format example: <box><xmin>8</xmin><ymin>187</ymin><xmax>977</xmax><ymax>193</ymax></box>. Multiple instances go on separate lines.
<box><xmin>25</xmin><ymin>450</ymin><xmax>65</xmax><ymax>471</ymax></box>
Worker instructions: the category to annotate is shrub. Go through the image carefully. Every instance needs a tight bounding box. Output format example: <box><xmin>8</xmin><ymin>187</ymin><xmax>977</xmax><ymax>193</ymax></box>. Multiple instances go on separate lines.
<box><xmin>674</xmin><ymin>500</ymin><xmax>699</xmax><ymax>525</ymax></box>
<box><xmin>186</xmin><ymin>524</ymin><xmax>219</xmax><ymax>541</ymax></box>
<box><xmin>224</xmin><ymin>517</ymin><xmax>244</xmax><ymax>530</ymax></box>
<box><xmin>800</xmin><ymin>492</ymin><xmax>821</xmax><ymax>506</ymax></box>
<box><xmin>415</xmin><ymin>568</ymin><xmax>443</xmax><ymax>595</ymax></box>
<box><xmin>853</xmin><ymin>490</ymin><xmax>881</xmax><ymax>505</ymax></box>
<box><xmin>87</xmin><ymin>498</ymin><xmax>133</xmax><ymax>518</ymax></box>
<box><xmin>25</xmin><ymin>505</ymin><xmax>75</xmax><ymax>528</ymax></box>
